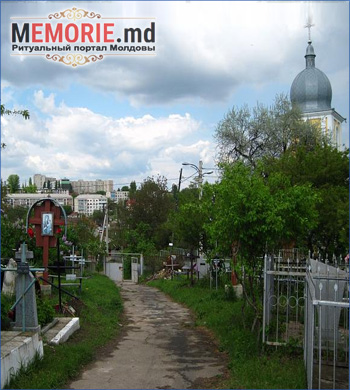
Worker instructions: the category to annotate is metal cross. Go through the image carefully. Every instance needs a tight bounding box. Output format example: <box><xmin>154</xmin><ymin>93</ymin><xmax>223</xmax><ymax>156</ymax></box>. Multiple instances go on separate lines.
<box><xmin>304</xmin><ymin>20</ymin><xmax>315</xmax><ymax>42</ymax></box>
<box><xmin>15</xmin><ymin>243</ymin><xmax>33</xmax><ymax>274</ymax></box>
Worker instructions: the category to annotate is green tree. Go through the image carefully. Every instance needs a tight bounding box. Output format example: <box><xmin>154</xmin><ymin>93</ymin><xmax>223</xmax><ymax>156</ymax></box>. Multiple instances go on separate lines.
<box><xmin>204</xmin><ymin>162</ymin><xmax>318</xmax><ymax>329</ymax></box>
<box><xmin>129</xmin><ymin>181</ymin><xmax>137</xmax><ymax>199</ymax></box>
<box><xmin>61</xmin><ymin>216</ymin><xmax>105</xmax><ymax>261</ymax></box>
<box><xmin>109</xmin><ymin>200</ymin><xmax>130</xmax><ymax>251</ymax></box>
<box><xmin>86</xmin><ymin>240</ymin><xmax>106</xmax><ymax>262</ymax></box>
<box><xmin>0</xmin><ymin>206</ymin><xmax>41</xmax><ymax>260</ymax></box>
<box><xmin>22</xmin><ymin>181</ymin><xmax>37</xmax><ymax>193</ymax></box>
<box><xmin>7</xmin><ymin>174</ymin><xmax>20</xmax><ymax>193</ymax></box>
<box><xmin>169</xmin><ymin>186</ymin><xmax>206</xmax><ymax>250</ymax></box>
<box><xmin>113</xmin><ymin>176</ymin><xmax>174</xmax><ymax>252</ymax></box>
<box><xmin>171</xmin><ymin>202</ymin><xmax>207</xmax><ymax>250</ymax></box>
<box><xmin>215</xmin><ymin>93</ymin><xmax>325</xmax><ymax>166</ymax></box>
<box><xmin>62</xmin><ymin>205</ymin><xmax>73</xmax><ymax>216</ymax></box>
<box><xmin>128</xmin><ymin>176</ymin><xmax>174</xmax><ymax>249</ymax></box>
<box><xmin>1</xmin><ymin>179</ymin><xmax>8</xmax><ymax>210</ymax></box>
<box><xmin>265</xmin><ymin>143</ymin><xmax>349</xmax><ymax>255</ymax></box>
<box><xmin>92</xmin><ymin>209</ymin><xmax>105</xmax><ymax>226</ymax></box>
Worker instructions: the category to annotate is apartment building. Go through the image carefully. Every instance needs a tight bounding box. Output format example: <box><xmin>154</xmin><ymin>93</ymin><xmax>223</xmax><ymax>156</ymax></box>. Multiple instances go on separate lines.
<box><xmin>6</xmin><ymin>193</ymin><xmax>73</xmax><ymax>208</ymax></box>
<box><xmin>33</xmin><ymin>174</ymin><xmax>57</xmax><ymax>190</ymax></box>
<box><xmin>71</xmin><ymin>179</ymin><xmax>113</xmax><ymax>194</ymax></box>
<box><xmin>74</xmin><ymin>194</ymin><xmax>107</xmax><ymax>216</ymax></box>
<box><xmin>107</xmin><ymin>190</ymin><xmax>129</xmax><ymax>203</ymax></box>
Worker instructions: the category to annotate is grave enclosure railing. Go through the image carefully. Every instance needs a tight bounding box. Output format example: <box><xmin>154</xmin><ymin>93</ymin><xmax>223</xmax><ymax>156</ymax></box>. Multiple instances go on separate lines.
<box><xmin>262</xmin><ymin>253</ymin><xmax>349</xmax><ymax>389</ymax></box>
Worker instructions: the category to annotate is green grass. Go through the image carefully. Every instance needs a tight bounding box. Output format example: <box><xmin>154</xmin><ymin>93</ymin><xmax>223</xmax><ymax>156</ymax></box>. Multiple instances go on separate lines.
<box><xmin>5</xmin><ymin>273</ymin><xmax>123</xmax><ymax>389</ymax></box>
<box><xmin>149</xmin><ymin>278</ymin><xmax>307</xmax><ymax>389</ymax></box>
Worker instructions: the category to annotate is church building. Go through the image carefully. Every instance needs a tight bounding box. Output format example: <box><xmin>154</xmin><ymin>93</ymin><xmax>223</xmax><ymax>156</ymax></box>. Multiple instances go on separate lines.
<box><xmin>290</xmin><ymin>34</ymin><xmax>346</xmax><ymax>149</ymax></box>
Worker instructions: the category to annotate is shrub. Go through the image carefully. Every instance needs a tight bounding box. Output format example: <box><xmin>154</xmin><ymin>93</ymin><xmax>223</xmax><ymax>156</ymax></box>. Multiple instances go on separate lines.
<box><xmin>36</xmin><ymin>297</ymin><xmax>55</xmax><ymax>327</ymax></box>
<box><xmin>1</xmin><ymin>294</ymin><xmax>15</xmax><ymax>330</ymax></box>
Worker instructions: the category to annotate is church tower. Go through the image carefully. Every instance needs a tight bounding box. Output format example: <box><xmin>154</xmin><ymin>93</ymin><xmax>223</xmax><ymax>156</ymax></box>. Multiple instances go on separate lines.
<box><xmin>290</xmin><ymin>31</ymin><xmax>346</xmax><ymax>148</ymax></box>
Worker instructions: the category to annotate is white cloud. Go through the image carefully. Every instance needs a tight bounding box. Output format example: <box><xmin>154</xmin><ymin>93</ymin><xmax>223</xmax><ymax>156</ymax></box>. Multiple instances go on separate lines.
<box><xmin>1</xmin><ymin>91</ymin><xmax>211</xmax><ymax>186</ymax></box>
<box><xmin>2</xmin><ymin>1</ymin><xmax>348</xmax><ymax>107</ymax></box>
<box><xmin>1</xmin><ymin>1</ymin><xmax>348</xmax><ymax>184</ymax></box>
<box><xmin>33</xmin><ymin>90</ymin><xmax>57</xmax><ymax>114</ymax></box>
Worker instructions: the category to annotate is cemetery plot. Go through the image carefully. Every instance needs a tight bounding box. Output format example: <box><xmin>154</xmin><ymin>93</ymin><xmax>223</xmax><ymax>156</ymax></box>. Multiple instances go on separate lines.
<box><xmin>262</xmin><ymin>253</ymin><xmax>349</xmax><ymax>390</ymax></box>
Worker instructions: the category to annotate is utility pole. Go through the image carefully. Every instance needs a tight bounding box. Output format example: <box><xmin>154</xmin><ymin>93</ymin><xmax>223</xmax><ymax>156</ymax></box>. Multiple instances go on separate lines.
<box><xmin>198</xmin><ymin>160</ymin><xmax>203</xmax><ymax>200</ymax></box>
<box><xmin>176</xmin><ymin>168</ymin><xmax>183</xmax><ymax>211</ymax></box>
<box><xmin>105</xmin><ymin>201</ymin><xmax>109</xmax><ymax>257</ymax></box>
<box><xmin>178</xmin><ymin>168</ymin><xmax>183</xmax><ymax>193</ymax></box>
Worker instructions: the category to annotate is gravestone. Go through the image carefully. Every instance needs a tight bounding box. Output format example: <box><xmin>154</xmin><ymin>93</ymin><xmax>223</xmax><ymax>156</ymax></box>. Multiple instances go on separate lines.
<box><xmin>310</xmin><ymin>259</ymin><xmax>348</xmax><ymax>344</ymax></box>
<box><xmin>12</xmin><ymin>243</ymin><xmax>40</xmax><ymax>332</ymax></box>
<box><xmin>2</xmin><ymin>258</ymin><xmax>17</xmax><ymax>296</ymax></box>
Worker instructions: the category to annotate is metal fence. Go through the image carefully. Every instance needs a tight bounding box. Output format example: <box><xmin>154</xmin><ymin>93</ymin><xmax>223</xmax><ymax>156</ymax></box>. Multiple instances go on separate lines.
<box><xmin>304</xmin><ymin>259</ymin><xmax>349</xmax><ymax>389</ymax></box>
<box><xmin>262</xmin><ymin>253</ymin><xmax>349</xmax><ymax>389</ymax></box>
<box><xmin>262</xmin><ymin>253</ymin><xmax>306</xmax><ymax>347</ymax></box>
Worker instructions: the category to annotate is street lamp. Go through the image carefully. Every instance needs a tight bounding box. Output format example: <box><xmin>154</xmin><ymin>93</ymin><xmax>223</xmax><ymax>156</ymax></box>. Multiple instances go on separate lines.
<box><xmin>182</xmin><ymin>160</ymin><xmax>213</xmax><ymax>200</ymax></box>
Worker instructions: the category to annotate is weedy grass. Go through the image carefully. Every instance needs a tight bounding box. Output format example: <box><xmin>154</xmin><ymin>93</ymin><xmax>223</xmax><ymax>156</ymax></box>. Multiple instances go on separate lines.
<box><xmin>5</xmin><ymin>273</ymin><xmax>123</xmax><ymax>389</ymax></box>
<box><xmin>149</xmin><ymin>278</ymin><xmax>306</xmax><ymax>389</ymax></box>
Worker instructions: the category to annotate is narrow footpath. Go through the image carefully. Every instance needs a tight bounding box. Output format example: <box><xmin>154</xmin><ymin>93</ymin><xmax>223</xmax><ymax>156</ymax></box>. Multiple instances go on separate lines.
<box><xmin>68</xmin><ymin>281</ymin><xmax>227</xmax><ymax>389</ymax></box>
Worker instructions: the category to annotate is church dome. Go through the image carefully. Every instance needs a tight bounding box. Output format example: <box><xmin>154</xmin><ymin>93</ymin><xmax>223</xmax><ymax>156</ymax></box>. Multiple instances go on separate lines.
<box><xmin>290</xmin><ymin>41</ymin><xmax>332</xmax><ymax>113</ymax></box>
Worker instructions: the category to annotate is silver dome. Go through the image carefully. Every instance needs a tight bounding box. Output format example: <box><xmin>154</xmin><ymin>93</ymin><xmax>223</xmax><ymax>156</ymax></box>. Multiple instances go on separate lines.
<box><xmin>290</xmin><ymin>41</ymin><xmax>332</xmax><ymax>113</ymax></box>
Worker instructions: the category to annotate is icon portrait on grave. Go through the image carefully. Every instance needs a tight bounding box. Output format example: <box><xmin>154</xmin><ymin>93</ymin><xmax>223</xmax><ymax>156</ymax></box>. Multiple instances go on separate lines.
<box><xmin>41</xmin><ymin>212</ymin><xmax>53</xmax><ymax>236</ymax></box>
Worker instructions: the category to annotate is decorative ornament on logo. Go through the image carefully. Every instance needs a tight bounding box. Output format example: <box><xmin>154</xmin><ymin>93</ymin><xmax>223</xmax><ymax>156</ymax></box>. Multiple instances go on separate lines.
<box><xmin>46</xmin><ymin>53</ymin><xmax>104</xmax><ymax>67</ymax></box>
<box><xmin>48</xmin><ymin>7</ymin><xmax>101</xmax><ymax>21</ymax></box>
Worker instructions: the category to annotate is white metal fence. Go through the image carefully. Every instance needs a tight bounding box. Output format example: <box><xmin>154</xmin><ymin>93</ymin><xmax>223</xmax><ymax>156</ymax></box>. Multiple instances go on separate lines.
<box><xmin>304</xmin><ymin>259</ymin><xmax>349</xmax><ymax>389</ymax></box>
<box><xmin>262</xmin><ymin>254</ymin><xmax>349</xmax><ymax>389</ymax></box>
<box><xmin>262</xmin><ymin>253</ymin><xmax>306</xmax><ymax>347</ymax></box>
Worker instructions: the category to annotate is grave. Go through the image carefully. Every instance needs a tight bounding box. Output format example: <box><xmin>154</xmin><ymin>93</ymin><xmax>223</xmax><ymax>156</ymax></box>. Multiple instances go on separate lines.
<box><xmin>2</xmin><ymin>258</ymin><xmax>17</xmax><ymax>296</ymax></box>
<box><xmin>26</xmin><ymin>197</ymin><xmax>67</xmax><ymax>293</ymax></box>
<box><xmin>12</xmin><ymin>243</ymin><xmax>40</xmax><ymax>333</ymax></box>
<box><xmin>310</xmin><ymin>259</ymin><xmax>348</xmax><ymax>344</ymax></box>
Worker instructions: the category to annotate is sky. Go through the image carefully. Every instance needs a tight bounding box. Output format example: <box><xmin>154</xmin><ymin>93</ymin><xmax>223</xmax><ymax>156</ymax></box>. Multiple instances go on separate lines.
<box><xmin>1</xmin><ymin>0</ymin><xmax>349</xmax><ymax>190</ymax></box>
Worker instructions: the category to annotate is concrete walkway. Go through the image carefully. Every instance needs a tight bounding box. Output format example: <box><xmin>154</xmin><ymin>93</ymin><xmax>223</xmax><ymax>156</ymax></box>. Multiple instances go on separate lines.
<box><xmin>68</xmin><ymin>281</ymin><xmax>227</xmax><ymax>389</ymax></box>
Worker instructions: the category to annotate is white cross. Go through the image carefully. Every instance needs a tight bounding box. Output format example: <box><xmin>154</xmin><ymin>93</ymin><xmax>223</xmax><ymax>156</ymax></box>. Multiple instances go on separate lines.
<box><xmin>304</xmin><ymin>21</ymin><xmax>315</xmax><ymax>42</ymax></box>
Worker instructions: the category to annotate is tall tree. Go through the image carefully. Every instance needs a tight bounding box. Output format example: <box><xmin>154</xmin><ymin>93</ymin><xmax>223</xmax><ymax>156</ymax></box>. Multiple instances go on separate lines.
<box><xmin>1</xmin><ymin>179</ymin><xmax>8</xmax><ymax>210</ymax></box>
<box><xmin>7</xmin><ymin>174</ymin><xmax>20</xmax><ymax>193</ymax></box>
<box><xmin>22</xmin><ymin>183</ymin><xmax>37</xmax><ymax>193</ymax></box>
<box><xmin>265</xmin><ymin>143</ymin><xmax>349</xmax><ymax>255</ymax></box>
<box><xmin>215</xmin><ymin>93</ymin><xmax>325</xmax><ymax>166</ymax></box>
<box><xmin>203</xmin><ymin>162</ymin><xmax>318</xmax><ymax>329</ymax></box>
<box><xmin>129</xmin><ymin>181</ymin><xmax>137</xmax><ymax>199</ymax></box>
<box><xmin>127</xmin><ymin>176</ymin><xmax>174</xmax><ymax>250</ymax></box>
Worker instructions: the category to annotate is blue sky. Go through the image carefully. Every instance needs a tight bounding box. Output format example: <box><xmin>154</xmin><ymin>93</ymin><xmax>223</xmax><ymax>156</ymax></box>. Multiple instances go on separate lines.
<box><xmin>1</xmin><ymin>1</ymin><xmax>349</xmax><ymax>189</ymax></box>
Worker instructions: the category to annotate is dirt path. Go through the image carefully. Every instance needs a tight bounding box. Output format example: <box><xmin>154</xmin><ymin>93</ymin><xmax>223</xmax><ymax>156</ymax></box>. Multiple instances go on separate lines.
<box><xmin>68</xmin><ymin>281</ymin><xmax>227</xmax><ymax>389</ymax></box>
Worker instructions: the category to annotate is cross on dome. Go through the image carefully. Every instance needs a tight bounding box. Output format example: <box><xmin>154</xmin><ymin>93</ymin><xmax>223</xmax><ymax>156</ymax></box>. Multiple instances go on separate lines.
<box><xmin>304</xmin><ymin>19</ymin><xmax>315</xmax><ymax>43</ymax></box>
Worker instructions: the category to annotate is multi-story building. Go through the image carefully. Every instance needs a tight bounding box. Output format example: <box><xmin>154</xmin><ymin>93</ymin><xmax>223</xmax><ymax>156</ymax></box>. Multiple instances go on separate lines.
<box><xmin>33</xmin><ymin>174</ymin><xmax>46</xmax><ymax>190</ymax></box>
<box><xmin>71</xmin><ymin>179</ymin><xmax>113</xmax><ymax>194</ymax></box>
<box><xmin>33</xmin><ymin>174</ymin><xmax>57</xmax><ymax>190</ymax></box>
<box><xmin>107</xmin><ymin>190</ymin><xmax>129</xmax><ymax>203</ymax></box>
<box><xmin>60</xmin><ymin>178</ymin><xmax>72</xmax><ymax>192</ymax></box>
<box><xmin>6</xmin><ymin>192</ymin><xmax>73</xmax><ymax>208</ymax></box>
<box><xmin>74</xmin><ymin>194</ymin><xmax>107</xmax><ymax>216</ymax></box>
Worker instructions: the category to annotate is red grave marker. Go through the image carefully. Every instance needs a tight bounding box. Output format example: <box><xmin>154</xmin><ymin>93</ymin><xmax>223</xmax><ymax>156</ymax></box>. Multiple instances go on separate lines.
<box><xmin>28</xmin><ymin>199</ymin><xmax>66</xmax><ymax>281</ymax></box>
